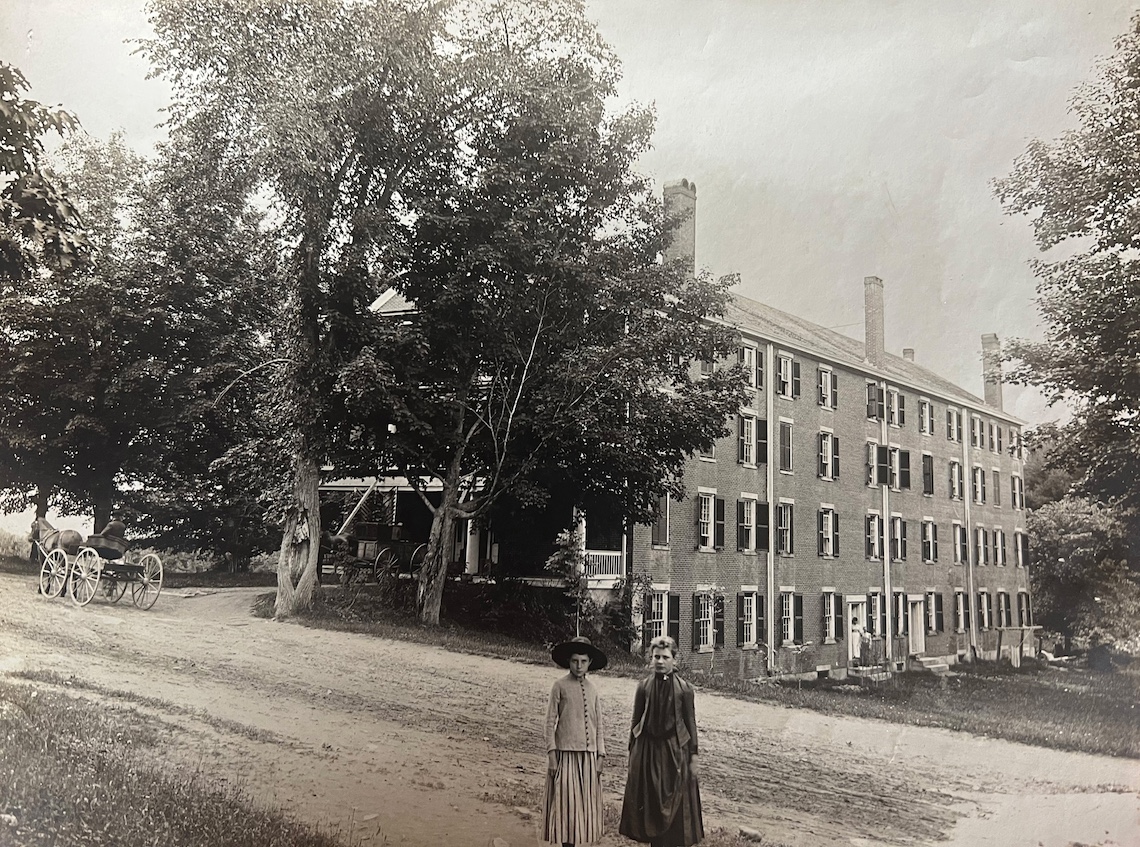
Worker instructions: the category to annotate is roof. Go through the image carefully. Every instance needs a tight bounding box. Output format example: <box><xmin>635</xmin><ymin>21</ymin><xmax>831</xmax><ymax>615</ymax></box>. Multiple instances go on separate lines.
<box><xmin>725</xmin><ymin>291</ymin><xmax>1022</xmax><ymax>424</ymax></box>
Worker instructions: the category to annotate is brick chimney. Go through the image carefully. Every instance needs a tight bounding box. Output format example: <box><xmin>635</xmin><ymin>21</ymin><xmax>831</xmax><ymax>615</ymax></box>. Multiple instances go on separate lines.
<box><xmin>981</xmin><ymin>333</ymin><xmax>1003</xmax><ymax>411</ymax></box>
<box><xmin>863</xmin><ymin>276</ymin><xmax>885</xmax><ymax>367</ymax></box>
<box><xmin>902</xmin><ymin>348</ymin><xmax>915</xmax><ymax>362</ymax></box>
<box><xmin>663</xmin><ymin>179</ymin><xmax>696</xmax><ymax>276</ymax></box>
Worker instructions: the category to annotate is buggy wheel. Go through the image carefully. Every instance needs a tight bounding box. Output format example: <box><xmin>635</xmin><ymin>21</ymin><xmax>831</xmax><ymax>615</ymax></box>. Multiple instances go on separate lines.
<box><xmin>409</xmin><ymin>543</ymin><xmax>428</xmax><ymax>574</ymax></box>
<box><xmin>373</xmin><ymin>547</ymin><xmax>397</xmax><ymax>579</ymax></box>
<box><xmin>69</xmin><ymin>548</ymin><xmax>102</xmax><ymax>607</ymax></box>
<box><xmin>131</xmin><ymin>553</ymin><xmax>163</xmax><ymax>610</ymax></box>
<box><xmin>40</xmin><ymin>549</ymin><xmax>69</xmax><ymax>598</ymax></box>
<box><xmin>101</xmin><ymin>576</ymin><xmax>127</xmax><ymax>603</ymax></box>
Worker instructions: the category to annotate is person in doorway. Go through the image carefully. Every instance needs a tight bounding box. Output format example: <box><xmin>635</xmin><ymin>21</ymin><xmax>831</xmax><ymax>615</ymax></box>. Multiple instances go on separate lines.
<box><xmin>542</xmin><ymin>635</ymin><xmax>608</xmax><ymax>847</ymax></box>
<box><xmin>852</xmin><ymin>615</ymin><xmax>871</xmax><ymax>666</ymax></box>
<box><xmin>619</xmin><ymin>635</ymin><xmax>704</xmax><ymax>847</ymax></box>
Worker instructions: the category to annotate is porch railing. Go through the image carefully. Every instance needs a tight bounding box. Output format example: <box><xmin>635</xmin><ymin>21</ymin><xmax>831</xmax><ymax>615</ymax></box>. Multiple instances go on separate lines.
<box><xmin>584</xmin><ymin>549</ymin><xmax>623</xmax><ymax>577</ymax></box>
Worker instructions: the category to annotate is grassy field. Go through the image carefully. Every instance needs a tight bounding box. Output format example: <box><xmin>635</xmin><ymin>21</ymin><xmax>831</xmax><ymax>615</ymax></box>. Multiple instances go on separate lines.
<box><xmin>0</xmin><ymin>677</ymin><xmax>346</xmax><ymax>847</ymax></box>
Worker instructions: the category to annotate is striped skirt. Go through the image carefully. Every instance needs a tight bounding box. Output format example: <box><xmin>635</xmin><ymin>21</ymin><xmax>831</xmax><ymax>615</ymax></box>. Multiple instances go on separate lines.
<box><xmin>542</xmin><ymin>750</ymin><xmax>604</xmax><ymax>845</ymax></box>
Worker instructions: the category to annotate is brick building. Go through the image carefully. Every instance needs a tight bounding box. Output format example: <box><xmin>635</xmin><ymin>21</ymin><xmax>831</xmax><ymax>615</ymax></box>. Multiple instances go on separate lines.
<box><xmin>626</xmin><ymin>179</ymin><xmax>1033</xmax><ymax>679</ymax></box>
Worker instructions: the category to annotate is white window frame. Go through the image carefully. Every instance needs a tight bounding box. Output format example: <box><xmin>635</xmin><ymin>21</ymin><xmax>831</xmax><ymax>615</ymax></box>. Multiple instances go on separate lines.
<box><xmin>975</xmin><ymin>526</ymin><xmax>987</xmax><ymax>566</ymax></box>
<box><xmin>818</xmin><ymin>366</ymin><xmax>836</xmax><ymax>409</ymax></box>
<box><xmin>972</xmin><ymin>465</ymin><xmax>986</xmax><ymax>504</ymax></box>
<box><xmin>645</xmin><ymin>590</ymin><xmax>667</xmax><ymax>640</ymax></box>
<box><xmin>919</xmin><ymin>398</ymin><xmax>934</xmax><ymax>434</ymax></box>
<box><xmin>819</xmin><ymin>430</ymin><xmax>837</xmax><ymax>480</ymax></box>
<box><xmin>741</xmin><ymin>591</ymin><xmax>758</xmax><ymax>647</ymax></box>
<box><xmin>978</xmin><ymin>591</ymin><xmax>993</xmax><ymax>629</ymax></box>
<box><xmin>950</xmin><ymin>461</ymin><xmax>963</xmax><ymax>500</ymax></box>
<box><xmin>955</xmin><ymin>590</ymin><xmax>967</xmax><ymax>633</ymax></box>
<box><xmin>698</xmin><ymin>492</ymin><xmax>714</xmax><ymax>550</ymax></box>
<box><xmin>739</xmin><ymin>497</ymin><xmax>756</xmax><ymax>552</ymax></box>
<box><xmin>887</xmin><ymin>388</ymin><xmax>902</xmax><ymax>427</ymax></box>
<box><xmin>971</xmin><ymin>414</ymin><xmax>982</xmax><ymax>448</ymax></box>
<box><xmin>780</xmin><ymin>591</ymin><xmax>795</xmax><ymax>644</ymax></box>
<box><xmin>890</xmin><ymin>514</ymin><xmax>906</xmax><ymax>562</ymax></box>
<box><xmin>779</xmin><ymin>419</ymin><xmax>793</xmax><ymax>473</ymax></box>
<box><xmin>925</xmin><ymin>591</ymin><xmax>939</xmax><ymax>633</ymax></box>
<box><xmin>777</xmin><ymin>354</ymin><xmax>793</xmax><ymax>398</ymax></box>
<box><xmin>741</xmin><ymin>414</ymin><xmax>756</xmax><ymax>466</ymax></box>
<box><xmin>819</xmin><ymin>506</ymin><xmax>837</xmax><ymax>558</ymax></box>
<box><xmin>994</xmin><ymin>528</ymin><xmax>1006</xmax><ymax>566</ymax></box>
<box><xmin>1015</xmin><ymin>530</ymin><xmax>1026</xmax><ymax>568</ymax></box>
<box><xmin>695</xmin><ymin>593</ymin><xmax>714</xmax><ymax>650</ymax></box>
<box><xmin>952</xmin><ymin>521</ymin><xmax>966</xmax><ymax>564</ymax></box>
<box><xmin>776</xmin><ymin>500</ymin><xmax>794</xmax><ymax>555</ymax></box>
<box><xmin>921</xmin><ymin>519</ymin><xmax>937</xmax><ymax>563</ymax></box>
<box><xmin>742</xmin><ymin>345</ymin><xmax>758</xmax><ymax>389</ymax></box>
<box><xmin>866</xmin><ymin>511</ymin><xmax>884</xmax><ymax>561</ymax></box>
<box><xmin>947</xmin><ymin>407</ymin><xmax>962</xmax><ymax>442</ymax></box>
<box><xmin>822</xmin><ymin>589</ymin><xmax>837</xmax><ymax>643</ymax></box>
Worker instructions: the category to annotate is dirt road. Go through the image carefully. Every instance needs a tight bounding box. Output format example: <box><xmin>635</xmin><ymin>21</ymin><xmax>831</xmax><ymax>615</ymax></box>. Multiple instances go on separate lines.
<box><xmin>0</xmin><ymin>573</ymin><xmax>1136</xmax><ymax>847</ymax></box>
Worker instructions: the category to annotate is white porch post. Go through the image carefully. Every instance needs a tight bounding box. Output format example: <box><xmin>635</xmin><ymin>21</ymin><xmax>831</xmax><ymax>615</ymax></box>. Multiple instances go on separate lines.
<box><xmin>464</xmin><ymin>521</ymin><xmax>480</xmax><ymax>575</ymax></box>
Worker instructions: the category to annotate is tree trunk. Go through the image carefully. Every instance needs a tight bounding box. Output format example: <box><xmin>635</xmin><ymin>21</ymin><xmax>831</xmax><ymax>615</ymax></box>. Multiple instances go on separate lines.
<box><xmin>92</xmin><ymin>479</ymin><xmax>114</xmax><ymax>535</ymax></box>
<box><xmin>33</xmin><ymin>485</ymin><xmax>49</xmax><ymax>519</ymax></box>
<box><xmin>417</xmin><ymin>461</ymin><xmax>463</xmax><ymax>626</ymax></box>
<box><xmin>274</xmin><ymin>450</ymin><xmax>322</xmax><ymax>618</ymax></box>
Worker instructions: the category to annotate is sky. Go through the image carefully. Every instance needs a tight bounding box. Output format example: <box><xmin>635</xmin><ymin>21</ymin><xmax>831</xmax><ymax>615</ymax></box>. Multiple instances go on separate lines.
<box><xmin>0</xmin><ymin>0</ymin><xmax>1136</xmax><ymax>530</ymax></box>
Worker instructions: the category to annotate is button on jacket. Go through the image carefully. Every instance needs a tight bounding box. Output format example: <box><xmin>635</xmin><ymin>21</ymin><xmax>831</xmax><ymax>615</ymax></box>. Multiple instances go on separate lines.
<box><xmin>545</xmin><ymin>674</ymin><xmax>606</xmax><ymax>755</ymax></box>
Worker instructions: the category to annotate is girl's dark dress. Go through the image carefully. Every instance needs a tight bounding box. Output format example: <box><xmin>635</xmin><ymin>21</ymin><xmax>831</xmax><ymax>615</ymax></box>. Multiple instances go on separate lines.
<box><xmin>619</xmin><ymin>672</ymin><xmax>704</xmax><ymax>846</ymax></box>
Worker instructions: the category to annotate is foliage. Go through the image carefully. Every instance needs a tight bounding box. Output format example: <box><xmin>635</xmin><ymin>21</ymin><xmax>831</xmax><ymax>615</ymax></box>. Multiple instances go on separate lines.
<box><xmin>0</xmin><ymin>62</ymin><xmax>86</xmax><ymax>283</ymax></box>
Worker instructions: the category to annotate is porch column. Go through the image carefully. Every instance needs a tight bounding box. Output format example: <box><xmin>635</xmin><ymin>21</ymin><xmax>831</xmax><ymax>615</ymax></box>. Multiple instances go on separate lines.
<box><xmin>465</xmin><ymin>521</ymin><xmax>480</xmax><ymax>575</ymax></box>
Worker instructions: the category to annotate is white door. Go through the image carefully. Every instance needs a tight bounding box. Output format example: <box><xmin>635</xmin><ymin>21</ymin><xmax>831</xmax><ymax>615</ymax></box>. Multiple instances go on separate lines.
<box><xmin>908</xmin><ymin>597</ymin><xmax>926</xmax><ymax>656</ymax></box>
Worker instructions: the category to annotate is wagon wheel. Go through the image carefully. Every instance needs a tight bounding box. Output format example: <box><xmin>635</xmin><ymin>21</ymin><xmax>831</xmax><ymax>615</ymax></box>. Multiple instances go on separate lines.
<box><xmin>39</xmin><ymin>548</ymin><xmax>69</xmax><ymax>598</ymax></box>
<box><xmin>130</xmin><ymin>553</ymin><xmax>163</xmax><ymax>610</ymax></box>
<box><xmin>409</xmin><ymin>543</ymin><xmax>428</xmax><ymax>576</ymax></box>
<box><xmin>69</xmin><ymin>547</ymin><xmax>102</xmax><ymax>607</ymax></box>
<box><xmin>373</xmin><ymin>547</ymin><xmax>397</xmax><ymax>580</ymax></box>
<box><xmin>101</xmin><ymin>573</ymin><xmax>127</xmax><ymax>603</ymax></box>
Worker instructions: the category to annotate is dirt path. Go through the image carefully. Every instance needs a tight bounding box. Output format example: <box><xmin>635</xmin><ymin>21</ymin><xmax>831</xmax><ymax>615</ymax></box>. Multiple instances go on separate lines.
<box><xmin>0</xmin><ymin>572</ymin><xmax>1136</xmax><ymax>847</ymax></box>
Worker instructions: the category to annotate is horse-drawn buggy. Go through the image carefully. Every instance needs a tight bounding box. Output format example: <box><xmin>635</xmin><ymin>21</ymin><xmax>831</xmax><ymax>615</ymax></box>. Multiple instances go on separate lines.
<box><xmin>35</xmin><ymin>518</ymin><xmax>163</xmax><ymax>609</ymax></box>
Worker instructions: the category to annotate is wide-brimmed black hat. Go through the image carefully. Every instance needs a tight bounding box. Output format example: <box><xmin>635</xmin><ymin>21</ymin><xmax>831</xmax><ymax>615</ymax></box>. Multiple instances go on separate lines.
<box><xmin>551</xmin><ymin>636</ymin><xmax>608</xmax><ymax>671</ymax></box>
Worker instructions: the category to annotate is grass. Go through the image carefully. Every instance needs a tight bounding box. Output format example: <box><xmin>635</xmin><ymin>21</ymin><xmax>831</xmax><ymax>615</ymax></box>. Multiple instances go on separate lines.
<box><xmin>0</xmin><ymin>677</ymin><xmax>346</xmax><ymax>847</ymax></box>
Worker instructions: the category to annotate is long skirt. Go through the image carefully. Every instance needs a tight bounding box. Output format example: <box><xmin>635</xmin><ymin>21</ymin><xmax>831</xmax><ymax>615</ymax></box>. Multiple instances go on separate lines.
<box><xmin>619</xmin><ymin>735</ymin><xmax>703</xmax><ymax>846</ymax></box>
<box><xmin>542</xmin><ymin>750</ymin><xmax>604</xmax><ymax>845</ymax></box>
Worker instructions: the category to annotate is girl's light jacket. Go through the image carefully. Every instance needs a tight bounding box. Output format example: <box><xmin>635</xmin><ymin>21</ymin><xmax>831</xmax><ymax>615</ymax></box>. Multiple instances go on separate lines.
<box><xmin>544</xmin><ymin>673</ymin><xmax>606</xmax><ymax>755</ymax></box>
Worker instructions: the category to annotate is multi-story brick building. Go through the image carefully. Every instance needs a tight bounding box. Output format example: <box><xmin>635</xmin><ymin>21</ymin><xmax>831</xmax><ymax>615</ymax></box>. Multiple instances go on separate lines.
<box><xmin>628</xmin><ymin>179</ymin><xmax>1033</xmax><ymax>679</ymax></box>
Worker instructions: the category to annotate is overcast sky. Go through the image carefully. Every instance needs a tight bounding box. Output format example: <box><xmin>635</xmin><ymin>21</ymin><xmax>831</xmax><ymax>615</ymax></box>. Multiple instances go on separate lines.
<box><xmin>1</xmin><ymin>0</ymin><xmax>1135</xmax><ymax>435</ymax></box>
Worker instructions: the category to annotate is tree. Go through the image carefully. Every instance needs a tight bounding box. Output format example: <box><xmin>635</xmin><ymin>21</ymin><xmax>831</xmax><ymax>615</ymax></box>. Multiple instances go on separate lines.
<box><xmin>994</xmin><ymin>15</ymin><xmax>1140</xmax><ymax>508</ymax></box>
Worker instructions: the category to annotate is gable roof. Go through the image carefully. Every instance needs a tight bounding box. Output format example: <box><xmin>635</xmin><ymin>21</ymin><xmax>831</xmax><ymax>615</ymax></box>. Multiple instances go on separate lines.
<box><xmin>725</xmin><ymin>291</ymin><xmax>1022</xmax><ymax>424</ymax></box>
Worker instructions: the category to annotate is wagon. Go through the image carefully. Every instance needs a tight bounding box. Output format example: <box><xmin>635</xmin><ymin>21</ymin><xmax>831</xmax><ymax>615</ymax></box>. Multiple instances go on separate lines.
<box><xmin>35</xmin><ymin>518</ymin><xmax>163</xmax><ymax>610</ymax></box>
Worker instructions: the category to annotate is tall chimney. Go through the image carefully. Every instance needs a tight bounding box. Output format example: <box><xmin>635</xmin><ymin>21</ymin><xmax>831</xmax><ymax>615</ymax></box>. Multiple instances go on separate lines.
<box><xmin>663</xmin><ymin>179</ymin><xmax>697</xmax><ymax>276</ymax></box>
<box><xmin>981</xmin><ymin>333</ymin><xmax>1003</xmax><ymax>410</ymax></box>
<box><xmin>863</xmin><ymin>276</ymin><xmax>885</xmax><ymax>367</ymax></box>
<box><xmin>902</xmin><ymin>348</ymin><xmax>915</xmax><ymax>362</ymax></box>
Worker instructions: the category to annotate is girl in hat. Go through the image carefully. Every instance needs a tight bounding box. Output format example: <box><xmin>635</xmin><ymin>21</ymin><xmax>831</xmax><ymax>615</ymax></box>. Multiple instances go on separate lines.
<box><xmin>542</xmin><ymin>635</ymin><xmax>608</xmax><ymax>847</ymax></box>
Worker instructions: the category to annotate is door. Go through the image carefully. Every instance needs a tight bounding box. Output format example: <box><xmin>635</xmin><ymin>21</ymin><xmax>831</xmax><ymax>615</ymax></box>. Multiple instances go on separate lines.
<box><xmin>846</xmin><ymin>599</ymin><xmax>868</xmax><ymax>664</ymax></box>
<box><xmin>908</xmin><ymin>597</ymin><xmax>926</xmax><ymax>656</ymax></box>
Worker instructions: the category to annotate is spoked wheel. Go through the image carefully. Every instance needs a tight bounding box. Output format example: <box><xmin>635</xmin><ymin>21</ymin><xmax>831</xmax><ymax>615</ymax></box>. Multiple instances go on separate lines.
<box><xmin>373</xmin><ymin>547</ymin><xmax>397</xmax><ymax>580</ymax></box>
<box><xmin>69</xmin><ymin>547</ymin><xmax>102</xmax><ymax>607</ymax></box>
<box><xmin>101</xmin><ymin>575</ymin><xmax>127</xmax><ymax>604</ymax></box>
<box><xmin>130</xmin><ymin>553</ymin><xmax>163</xmax><ymax>610</ymax></box>
<box><xmin>409</xmin><ymin>543</ymin><xmax>428</xmax><ymax>575</ymax></box>
<box><xmin>39</xmin><ymin>549</ymin><xmax>69</xmax><ymax>598</ymax></box>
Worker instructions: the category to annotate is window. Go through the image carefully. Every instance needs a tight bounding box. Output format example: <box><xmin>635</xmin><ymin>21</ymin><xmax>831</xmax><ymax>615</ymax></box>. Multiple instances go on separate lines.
<box><xmin>866</xmin><ymin>382</ymin><xmax>885</xmax><ymax>420</ymax></box>
<box><xmin>1011</xmin><ymin>475</ymin><xmax>1025</xmax><ymax>510</ymax></box>
<box><xmin>997</xmin><ymin>591</ymin><xmax>1011</xmax><ymax>627</ymax></box>
<box><xmin>996</xmin><ymin>425</ymin><xmax>1003</xmax><ymax>453</ymax></box>
<box><xmin>1012</xmin><ymin>428</ymin><xmax>1023</xmax><ymax>459</ymax></box>
<box><xmin>993</xmin><ymin>528</ymin><xmax>1007</xmax><ymax>566</ymax></box>
<box><xmin>755</xmin><ymin>502</ymin><xmax>770</xmax><ymax>552</ymax></box>
<box><xmin>972</xmin><ymin>466</ymin><xmax>987</xmax><ymax>504</ymax></box>
<box><xmin>779</xmin><ymin>421</ymin><xmax>793</xmax><ymax>472</ymax></box>
<box><xmin>776</xmin><ymin>502</ymin><xmax>795</xmax><ymax>554</ymax></box>
<box><xmin>892</xmin><ymin>591</ymin><xmax>908</xmax><ymax>635</ymax></box>
<box><xmin>740</xmin><ymin>345</ymin><xmax>758</xmax><ymax>389</ymax></box>
<box><xmin>946</xmin><ymin>408</ymin><xmax>962</xmax><ymax>442</ymax></box>
<box><xmin>818</xmin><ymin>366</ymin><xmax>838</xmax><ymax>409</ymax></box>
<box><xmin>865</xmin><ymin>513</ymin><xmax>884</xmax><ymax>560</ymax></box>
<box><xmin>868</xmin><ymin>591</ymin><xmax>886</xmax><ymax>636</ymax></box>
<box><xmin>889</xmin><ymin>447</ymin><xmax>911</xmax><ymax>490</ymax></box>
<box><xmin>921</xmin><ymin>519</ymin><xmax>938</xmax><ymax>563</ymax></box>
<box><xmin>922</xmin><ymin>453</ymin><xmax>934</xmax><ymax>495</ymax></box>
<box><xmin>778</xmin><ymin>591</ymin><xmax>804</xmax><ymax>645</ymax></box>
<box><xmin>822</xmin><ymin>591</ymin><xmax>843</xmax><ymax>643</ymax></box>
<box><xmin>977</xmin><ymin>591</ymin><xmax>993</xmax><ymax>629</ymax></box>
<box><xmin>890</xmin><ymin>516</ymin><xmax>907</xmax><ymax>561</ymax></box>
<box><xmin>1017</xmin><ymin>591</ymin><xmax>1032</xmax><ymax>627</ymax></box>
<box><xmin>737</xmin><ymin>592</ymin><xmax>759</xmax><ymax>647</ymax></box>
<box><xmin>971</xmin><ymin>415</ymin><xmax>982</xmax><ymax>448</ymax></box>
<box><xmin>919</xmin><ymin>399</ymin><xmax>935</xmax><ymax>434</ymax></box>
<box><xmin>818</xmin><ymin>431</ymin><xmax>839</xmax><ymax>480</ymax></box>
<box><xmin>651</xmin><ymin>495</ymin><xmax>669</xmax><ymax>546</ymax></box>
<box><xmin>738</xmin><ymin>415</ymin><xmax>757</xmax><ymax>466</ymax></box>
<box><xmin>953</xmin><ymin>522</ymin><xmax>968</xmax><ymax>564</ymax></box>
<box><xmin>777</xmin><ymin>355</ymin><xmax>800</xmax><ymax>399</ymax></box>
<box><xmin>697</xmin><ymin>493</ymin><xmax>725</xmax><ymax>550</ymax></box>
<box><xmin>818</xmin><ymin>508</ymin><xmax>839</xmax><ymax>557</ymax></box>
<box><xmin>975</xmin><ymin>526</ymin><xmax>990</xmax><ymax>565</ymax></box>
<box><xmin>737</xmin><ymin>498</ymin><xmax>756</xmax><ymax>552</ymax></box>
<box><xmin>645</xmin><ymin>591</ymin><xmax>666</xmax><ymax>640</ymax></box>
<box><xmin>954</xmin><ymin>590</ymin><xmax>970</xmax><ymax>633</ymax></box>
<box><xmin>866</xmin><ymin>442</ymin><xmax>889</xmax><ymax>486</ymax></box>
<box><xmin>993</xmin><ymin>471</ymin><xmax>1001</xmax><ymax>507</ymax></box>
<box><xmin>700</xmin><ymin>358</ymin><xmax>715</xmax><ymax>376</ymax></box>
<box><xmin>925</xmin><ymin>591</ymin><xmax>944</xmax><ymax>633</ymax></box>
<box><xmin>698</xmin><ymin>440</ymin><xmax>716</xmax><ymax>460</ymax></box>
<box><xmin>692</xmin><ymin>593</ymin><xmax>720</xmax><ymax>651</ymax></box>
<box><xmin>887</xmin><ymin>388</ymin><xmax>906</xmax><ymax>427</ymax></box>
<box><xmin>1014</xmin><ymin>530</ymin><xmax>1028</xmax><ymax>567</ymax></box>
<box><xmin>988</xmin><ymin>422</ymin><xmax>996</xmax><ymax>452</ymax></box>
<box><xmin>949</xmin><ymin>461</ymin><xmax>963</xmax><ymax>500</ymax></box>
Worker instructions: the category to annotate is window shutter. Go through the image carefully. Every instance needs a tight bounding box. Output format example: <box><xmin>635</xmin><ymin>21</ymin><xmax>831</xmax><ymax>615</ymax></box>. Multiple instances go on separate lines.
<box><xmin>775</xmin><ymin>595</ymin><xmax>784</xmax><ymax>647</ymax></box>
<box><xmin>788</xmin><ymin>504</ymin><xmax>795</xmax><ymax>553</ymax></box>
<box><xmin>900</xmin><ymin>520</ymin><xmax>908</xmax><ymax>560</ymax></box>
<box><xmin>866</xmin><ymin>593</ymin><xmax>875</xmax><ymax>635</ymax></box>
<box><xmin>876</xmin><ymin>445</ymin><xmax>890</xmax><ymax>485</ymax></box>
<box><xmin>923</xmin><ymin>454</ymin><xmax>933</xmax><ymax>495</ymax></box>
<box><xmin>817</xmin><ymin>433</ymin><xmax>827</xmax><ymax>477</ymax></box>
<box><xmin>897</xmin><ymin>393</ymin><xmax>906</xmax><ymax>425</ymax></box>
<box><xmin>736</xmin><ymin>499</ymin><xmax>746</xmax><ymax>551</ymax></box>
<box><xmin>946</xmin><ymin>409</ymin><xmax>953</xmax><ymax>438</ymax></box>
<box><xmin>832</xmin><ymin>436</ymin><xmax>840</xmax><ymax>478</ymax></box>
<box><xmin>900</xmin><ymin>451</ymin><xmax>911</xmax><ymax>489</ymax></box>
<box><xmin>817</xmin><ymin>509</ymin><xmax>825</xmax><ymax>556</ymax></box>
<box><xmin>756</xmin><ymin>504</ymin><xmax>770</xmax><ymax>551</ymax></box>
<box><xmin>832</xmin><ymin>514</ymin><xmax>840</xmax><ymax>556</ymax></box>
<box><xmin>981</xmin><ymin>470</ymin><xmax>987</xmax><ymax>502</ymax></box>
<box><xmin>667</xmin><ymin>593</ymin><xmax>681</xmax><ymax>644</ymax></box>
<box><xmin>738</xmin><ymin>415</ymin><xmax>746</xmax><ymax>463</ymax></box>
<box><xmin>948</xmin><ymin>464</ymin><xmax>955</xmax><ymax>498</ymax></box>
<box><xmin>903</xmin><ymin>595</ymin><xmax>910</xmax><ymax>634</ymax></box>
<box><xmin>692</xmin><ymin>595</ymin><xmax>701</xmax><ymax>650</ymax></box>
<box><xmin>983</xmin><ymin>529</ymin><xmax>990</xmax><ymax>565</ymax></box>
<box><xmin>736</xmin><ymin>593</ymin><xmax>746</xmax><ymax>645</ymax></box>
<box><xmin>793</xmin><ymin>594</ymin><xmax>804</xmax><ymax>644</ymax></box>
<box><xmin>714</xmin><ymin>497</ymin><xmax>726</xmax><ymax>549</ymax></box>
<box><xmin>756</xmin><ymin>355</ymin><xmax>764</xmax><ymax>389</ymax></box>
<box><xmin>932</xmin><ymin>523</ymin><xmax>939</xmax><ymax>561</ymax></box>
<box><xmin>817</xmin><ymin>368</ymin><xmax>826</xmax><ymax>404</ymax></box>
<box><xmin>757</xmin><ymin>418</ymin><xmax>768</xmax><ymax>458</ymax></box>
<box><xmin>792</xmin><ymin>361</ymin><xmax>801</xmax><ymax>397</ymax></box>
<box><xmin>865</xmin><ymin>516</ymin><xmax>873</xmax><ymax>558</ymax></box>
<box><xmin>935</xmin><ymin>593</ymin><xmax>945</xmax><ymax>632</ymax></box>
<box><xmin>714</xmin><ymin>595</ymin><xmax>725</xmax><ymax>648</ymax></box>
<box><xmin>831</xmin><ymin>372</ymin><xmax>838</xmax><ymax>408</ymax></box>
<box><xmin>866</xmin><ymin>441</ymin><xmax>874</xmax><ymax>485</ymax></box>
<box><xmin>834</xmin><ymin>594</ymin><xmax>844</xmax><ymax>638</ymax></box>
<box><xmin>867</xmin><ymin>384</ymin><xmax>877</xmax><ymax>419</ymax></box>
<box><xmin>757</xmin><ymin>595</ymin><xmax>766</xmax><ymax>643</ymax></box>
